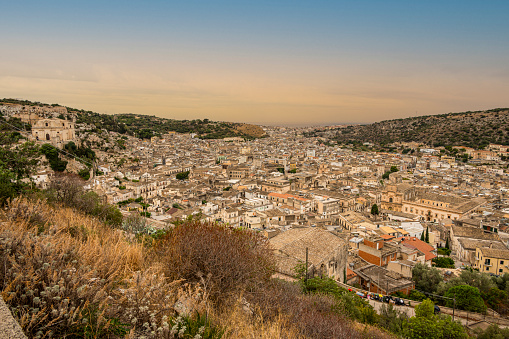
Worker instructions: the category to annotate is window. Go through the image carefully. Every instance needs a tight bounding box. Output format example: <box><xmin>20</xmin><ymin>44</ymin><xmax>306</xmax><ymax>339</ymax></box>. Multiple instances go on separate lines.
<box><xmin>486</xmin><ymin>267</ymin><xmax>489</xmax><ymax>271</ymax></box>
<box><xmin>501</xmin><ymin>261</ymin><xmax>504</xmax><ymax>265</ymax></box>
<box><xmin>500</xmin><ymin>269</ymin><xmax>503</xmax><ymax>273</ymax></box>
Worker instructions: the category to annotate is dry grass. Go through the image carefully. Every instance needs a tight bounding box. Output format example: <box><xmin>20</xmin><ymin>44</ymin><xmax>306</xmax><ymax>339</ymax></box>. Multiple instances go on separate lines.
<box><xmin>0</xmin><ymin>197</ymin><xmax>172</xmax><ymax>338</ymax></box>
<box><xmin>1</xmin><ymin>198</ymin><xmax>395</xmax><ymax>338</ymax></box>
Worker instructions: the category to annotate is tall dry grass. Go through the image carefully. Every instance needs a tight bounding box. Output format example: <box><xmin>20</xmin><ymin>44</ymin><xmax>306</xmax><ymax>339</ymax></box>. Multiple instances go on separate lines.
<box><xmin>0</xmin><ymin>197</ymin><xmax>181</xmax><ymax>338</ymax></box>
<box><xmin>1</xmin><ymin>197</ymin><xmax>395</xmax><ymax>338</ymax></box>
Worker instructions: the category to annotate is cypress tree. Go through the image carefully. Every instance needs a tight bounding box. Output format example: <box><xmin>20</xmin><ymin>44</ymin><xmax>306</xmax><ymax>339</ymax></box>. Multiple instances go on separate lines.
<box><xmin>420</xmin><ymin>232</ymin><xmax>425</xmax><ymax>241</ymax></box>
<box><xmin>425</xmin><ymin>227</ymin><xmax>429</xmax><ymax>243</ymax></box>
<box><xmin>445</xmin><ymin>237</ymin><xmax>450</xmax><ymax>250</ymax></box>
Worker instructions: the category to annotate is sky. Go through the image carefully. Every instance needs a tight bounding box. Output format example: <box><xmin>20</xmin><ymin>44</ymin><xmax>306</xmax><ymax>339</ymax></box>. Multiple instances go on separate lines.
<box><xmin>1</xmin><ymin>1</ymin><xmax>509</xmax><ymax>126</ymax></box>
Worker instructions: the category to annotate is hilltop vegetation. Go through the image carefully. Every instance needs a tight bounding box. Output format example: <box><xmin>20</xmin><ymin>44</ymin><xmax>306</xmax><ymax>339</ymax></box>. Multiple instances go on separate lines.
<box><xmin>307</xmin><ymin>108</ymin><xmax>509</xmax><ymax>149</ymax></box>
<box><xmin>0</xmin><ymin>98</ymin><xmax>266</xmax><ymax>140</ymax></box>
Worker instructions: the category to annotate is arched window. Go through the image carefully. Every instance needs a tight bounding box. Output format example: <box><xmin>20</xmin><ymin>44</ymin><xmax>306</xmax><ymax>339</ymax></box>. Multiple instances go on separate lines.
<box><xmin>46</xmin><ymin>134</ymin><xmax>50</xmax><ymax>140</ymax></box>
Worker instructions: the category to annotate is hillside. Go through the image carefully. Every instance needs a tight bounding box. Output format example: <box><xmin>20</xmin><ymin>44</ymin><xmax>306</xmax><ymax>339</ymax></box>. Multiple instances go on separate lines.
<box><xmin>0</xmin><ymin>196</ymin><xmax>393</xmax><ymax>339</ymax></box>
<box><xmin>308</xmin><ymin>108</ymin><xmax>509</xmax><ymax>149</ymax></box>
<box><xmin>0</xmin><ymin>98</ymin><xmax>267</xmax><ymax>140</ymax></box>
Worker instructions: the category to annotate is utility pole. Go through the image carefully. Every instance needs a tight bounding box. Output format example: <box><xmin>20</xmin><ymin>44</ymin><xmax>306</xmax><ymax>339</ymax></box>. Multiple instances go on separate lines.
<box><xmin>305</xmin><ymin>247</ymin><xmax>309</xmax><ymax>287</ymax></box>
<box><xmin>452</xmin><ymin>296</ymin><xmax>456</xmax><ymax>321</ymax></box>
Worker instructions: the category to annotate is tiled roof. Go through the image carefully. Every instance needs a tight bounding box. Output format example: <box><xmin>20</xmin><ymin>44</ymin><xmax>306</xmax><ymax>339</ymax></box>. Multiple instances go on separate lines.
<box><xmin>398</xmin><ymin>236</ymin><xmax>437</xmax><ymax>261</ymax></box>
<box><xmin>270</xmin><ymin>227</ymin><xmax>346</xmax><ymax>275</ymax></box>
<box><xmin>479</xmin><ymin>247</ymin><xmax>509</xmax><ymax>260</ymax></box>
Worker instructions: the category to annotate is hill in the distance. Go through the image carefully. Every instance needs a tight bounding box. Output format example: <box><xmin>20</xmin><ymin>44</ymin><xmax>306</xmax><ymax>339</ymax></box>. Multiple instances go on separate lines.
<box><xmin>309</xmin><ymin>108</ymin><xmax>509</xmax><ymax>149</ymax></box>
<box><xmin>0</xmin><ymin>98</ymin><xmax>266</xmax><ymax>140</ymax></box>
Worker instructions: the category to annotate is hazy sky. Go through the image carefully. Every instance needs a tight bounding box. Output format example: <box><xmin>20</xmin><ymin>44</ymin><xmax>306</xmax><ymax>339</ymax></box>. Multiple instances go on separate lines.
<box><xmin>1</xmin><ymin>1</ymin><xmax>508</xmax><ymax>125</ymax></box>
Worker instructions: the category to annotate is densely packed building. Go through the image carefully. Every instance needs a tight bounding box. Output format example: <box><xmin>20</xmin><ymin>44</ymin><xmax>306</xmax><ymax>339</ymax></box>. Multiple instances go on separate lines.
<box><xmin>24</xmin><ymin>120</ymin><xmax>509</xmax><ymax>290</ymax></box>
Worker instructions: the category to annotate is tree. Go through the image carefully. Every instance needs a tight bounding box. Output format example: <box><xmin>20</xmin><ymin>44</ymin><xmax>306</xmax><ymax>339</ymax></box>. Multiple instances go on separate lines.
<box><xmin>390</xmin><ymin>166</ymin><xmax>399</xmax><ymax>173</ymax></box>
<box><xmin>432</xmin><ymin>257</ymin><xmax>455</xmax><ymax>268</ymax></box>
<box><xmin>420</xmin><ymin>232</ymin><xmax>425</xmax><ymax>241</ymax></box>
<box><xmin>475</xmin><ymin>324</ymin><xmax>509</xmax><ymax>339</ymax></box>
<box><xmin>0</xmin><ymin>132</ymin><xmax>40</xmax><ymax>205</ymax></box>
<box><xmin>425</xmin><ymin>227</ymin><xmax>429</xmax><ymax>243</ymax></box>
<box><xmin>445</xmin><ymin>237</ymin><xmax>450</xmax><ymax>250</ymax></box>
<box><xmin>445</xmin><ymin>285</ymin><xmax>486</xmax><ymax>313</ymax></box>
<box><xmin>378</xmin><ymin>304</ymin><xmax>408</xmax><ymax>336</ymax></box>
<box><xmin>412</xmin><ymin>263</ymin><xmax>443</xmax><ymax>294</ymax></box>
<box><xmin>404</xmin><ymin>299</ymin><xmax>468</xmax><ymax>339</ymax></box>
<box><xmin>40</xmin><ymin>143</ymin><xmax>67</xmax><ymax>172</ymax></box>
<box><xmin>415</xmin><ymin>299</ymin><xmax>435</xmax><ymax>318</ymax></box>
<box><xmin>176</xmin><ymin>171</ymin><xmax>189</xmax><ymax>180</ymax></box>
<box><xmin>370</xmin><ymin>204</ymin><xmax>379</xmax><ymax>216</ymax></box>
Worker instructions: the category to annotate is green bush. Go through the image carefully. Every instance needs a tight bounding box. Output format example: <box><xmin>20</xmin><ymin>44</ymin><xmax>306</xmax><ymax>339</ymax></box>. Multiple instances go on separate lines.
<box><xmin>445</xmin><ymin>285</ymin><xmax>486</xmax><ymax>313</ymax></box>
<box><xmin>433</xmin><ymin>257</ymin><xmax>455</xmax><ymax>268</ymax></box>
<box><xmin>176</xmin><ymin>171</ymin><xmax>190</xmax><ymax>180</ymax></box>
<box><xmin>408</xmin><ymin>290</ymin><xmax>427</xmax><ymax>301</ymax></box>
<box><xmin>437</xmin><ymin>248</ymin><xmax>451</xmax><ymax>256</ymax></box>
<box><xmin>78</xmin><ymin>168</ymin><xmax>90</xmax><ymax>180</ymax></box>
<box><xmin>475</xmin><ymin>324</ymin><xmax>509</xmax><ymax>339</ymax></box>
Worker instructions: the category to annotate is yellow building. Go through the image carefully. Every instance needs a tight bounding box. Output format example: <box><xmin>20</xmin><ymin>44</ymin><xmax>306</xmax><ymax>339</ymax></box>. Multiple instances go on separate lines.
<box><xmin>475</xmin><ymin>247</ymin><xmax>509</xmax><ymax>275</ymax></box>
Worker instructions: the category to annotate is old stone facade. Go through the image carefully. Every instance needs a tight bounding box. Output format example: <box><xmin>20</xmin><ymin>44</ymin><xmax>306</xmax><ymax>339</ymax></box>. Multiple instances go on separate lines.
<box><xmin>32</xmin><ymin>118</ymin><xmax>75</xmax><ymax>147</ymax></box>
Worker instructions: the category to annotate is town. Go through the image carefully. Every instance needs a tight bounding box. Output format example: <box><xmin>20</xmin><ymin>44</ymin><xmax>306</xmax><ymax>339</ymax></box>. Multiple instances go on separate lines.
<box><xmin>2</xmin><ymin>102</ymin><xmax>509</xmax><ymax>335</ymax></box>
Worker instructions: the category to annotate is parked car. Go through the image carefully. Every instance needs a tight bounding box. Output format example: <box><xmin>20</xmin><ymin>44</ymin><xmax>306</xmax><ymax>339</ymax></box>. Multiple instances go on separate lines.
<box><xmin>434</xmin><ymin>305</ymin><xmax>441</xmax><ymax>314</ymax></box>
<box><xmin>394</xmin><ymin>298</ymin><xmax>405</xmax><ymax>306</ymax></box>
<box><xmin>383</xmin><ymin>296</ymin><xmax>393</xmax><ymax>303</ymax></box>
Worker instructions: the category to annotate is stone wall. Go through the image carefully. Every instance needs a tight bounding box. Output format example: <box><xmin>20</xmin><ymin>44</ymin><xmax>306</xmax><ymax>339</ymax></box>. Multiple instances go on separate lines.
<box><xmin>0</xmin><ymin>297</ymin><xmax>27</xmax><ymax>339</ymax></box>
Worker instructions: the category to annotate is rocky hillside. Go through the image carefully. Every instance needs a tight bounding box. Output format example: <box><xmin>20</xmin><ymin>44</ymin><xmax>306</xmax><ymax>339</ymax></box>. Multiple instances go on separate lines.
<box><xmin>0</xmin><ymin>98</ymin><xmax>267</xmax><ymax>140</ymax></box>
<box><xmin>308</xmin><ymin>108</ymin><xmax>509</xmax><ymax>149</ymax></box>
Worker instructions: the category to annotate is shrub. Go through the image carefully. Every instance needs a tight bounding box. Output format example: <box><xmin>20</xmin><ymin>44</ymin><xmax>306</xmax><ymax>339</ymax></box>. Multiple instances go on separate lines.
<box><xmin>45</xmin><ymin>174</ymin><xmax>122</xmax><ymax>227</ymax></box>
<box><xmin>445</xmin><ymin>285</ymin><xmax>486</xmax><ymax>313</ymax></box>
<box><xmin>0</xmin><ymin>199</ymin><xmax>146</xmax><ymax>338</ymax></box>
<box><xmin>415</xmin><ymin>299</ymin><xmax>435</xmax><ymax>318</ymax></box>
<box><xmin>154</xmin><ymin>221</ymin><xmax>275</xmax><ymax>303</ymax></box>
<box><xmin>378</xmin><ymin>303</ymin><xmax>408</xmax><ymax>336</ymax></box>
<box><xmin>408</xmin><ymin>289</ymin><xmax>427</xmax><ymax>301</ymax></box>
<box><xmin>78</xmin><ymin>168</ymin><xmax>91</xmax><ymax>180</ymax></box>
<box><xmin>437</xmin><ymin>248</ymin><xmax>451</xmax><ymax>256</ymax></box>
<box><xmin>475</xmin><ymin>324</ymin><xmax>509</xmax><ymax>339</ymax></box>
<box><xmin>433</xmin><ymin>257</ymin><xmax>455</xmax><ymax>268</ymax></box>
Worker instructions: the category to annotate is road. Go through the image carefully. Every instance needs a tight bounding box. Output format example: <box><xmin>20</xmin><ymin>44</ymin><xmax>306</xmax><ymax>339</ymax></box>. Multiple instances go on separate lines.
<box><xmin>367</xmin><ymin>299</ymin><xmax>477</xmax><ymax>326</ymax></box>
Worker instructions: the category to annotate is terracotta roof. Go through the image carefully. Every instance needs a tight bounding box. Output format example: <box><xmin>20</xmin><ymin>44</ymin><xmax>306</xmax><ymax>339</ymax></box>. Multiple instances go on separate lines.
<box><xmin>398</xmin><ymin>236</ymin><xmax>437</xmax><ymax>261</ymax></box>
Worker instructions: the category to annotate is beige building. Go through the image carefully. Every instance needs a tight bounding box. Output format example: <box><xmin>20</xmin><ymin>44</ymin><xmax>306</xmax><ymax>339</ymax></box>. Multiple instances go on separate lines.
<box><xmin>380</xmin><ymin>184</ymin><xmax>416</xmax><ymax>212</ymax></box>
<box><xmin>402</xmin><ymin>192</ymin><xmax>484</xmax><ymax>222</ymax></box>
<box><xmin>475</xmin><ymin>247</ymin><xmax>509</xmax><ymax>275</ymax></box>
<box><xmin>32</xmin><ymin>118</ymin><xmax>75</xmax><ymax>147</ymax></box>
